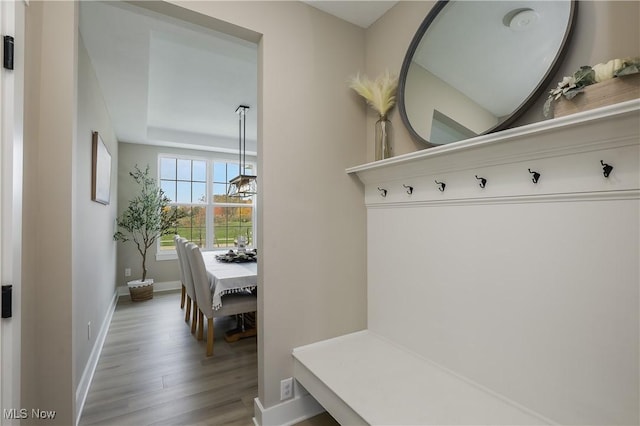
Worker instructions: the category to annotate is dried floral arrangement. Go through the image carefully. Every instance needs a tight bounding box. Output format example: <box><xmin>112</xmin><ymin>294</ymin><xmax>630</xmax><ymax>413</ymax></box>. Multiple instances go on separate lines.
<box><xmin>543</xmin><ymin>56</ymin><xmax>640</xmax><ymax>118</ymax></box>
<box><xmin>349</xmin><ymin>70</ymin><xmax>399</xmax><ymax>118</ymax></box>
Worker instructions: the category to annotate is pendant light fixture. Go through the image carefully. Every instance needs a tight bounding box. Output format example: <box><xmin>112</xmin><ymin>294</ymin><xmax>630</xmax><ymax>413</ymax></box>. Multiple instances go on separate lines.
<box><xmin>227</xmin><ymin>105</ymin><xmax>256</xmax><ymax>198</ymax></box>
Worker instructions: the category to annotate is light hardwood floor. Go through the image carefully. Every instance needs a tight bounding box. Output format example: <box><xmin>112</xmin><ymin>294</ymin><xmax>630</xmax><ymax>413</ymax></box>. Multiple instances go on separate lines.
<box><xmin>80</xmin><ymin>291</ymin><xmax>339</xmax><ymax>426</ymax></box>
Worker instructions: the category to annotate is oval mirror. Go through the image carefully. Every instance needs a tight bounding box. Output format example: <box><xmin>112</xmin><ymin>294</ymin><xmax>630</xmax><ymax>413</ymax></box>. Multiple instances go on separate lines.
<box><xmin>398</xmin><ymin>0</ymin><xmax>577</xmax><ymax>147</ymax></box>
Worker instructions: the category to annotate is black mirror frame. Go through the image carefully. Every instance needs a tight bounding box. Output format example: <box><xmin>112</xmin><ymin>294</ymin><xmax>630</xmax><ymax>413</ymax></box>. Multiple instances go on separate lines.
<box><xmin>398</xmin><ymin>0</ymin><xmax>578</xmax><ymax>148</ymax></box>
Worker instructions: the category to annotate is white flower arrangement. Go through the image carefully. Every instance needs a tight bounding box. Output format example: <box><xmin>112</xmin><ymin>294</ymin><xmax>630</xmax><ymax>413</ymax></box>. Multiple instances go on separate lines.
<box><xmin>349</xmin><ymin>69</ymin><xmax>399</xmax><ymax>118</ymax></box>
<box><xmin>543</xmin><ymin>56</ymin><xmax>640</xmax><ymax>118</ymax></box>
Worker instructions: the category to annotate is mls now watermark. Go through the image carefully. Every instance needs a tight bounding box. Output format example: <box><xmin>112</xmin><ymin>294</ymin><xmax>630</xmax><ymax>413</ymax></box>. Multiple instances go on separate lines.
<box><xmin>4</xmin><ymin>408</ymin><xmax>57</xmax><ymax>420</ymax></box>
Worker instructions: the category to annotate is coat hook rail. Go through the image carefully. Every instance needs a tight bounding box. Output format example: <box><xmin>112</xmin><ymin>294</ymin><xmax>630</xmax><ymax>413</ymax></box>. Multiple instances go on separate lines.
<box><xmin>377</xmin><ymin>187</ymin><xmax>387</xmax><ymax>197</ymax></box>
<box><xmin>601</xmin><ymin>160</ymin><xmax>613</xmax><ymax>178</ymax></box>
<box><xmin>403</xmin><ymin>184</ymin><xmax>413</xmax><ymax>195</ymax></box>
<box><xmin>528</xmin><ymin>168</ymin><xmax>541</xmax><ymax>184</ymax></box>
<box><xmin>475</xmin><ymin>175</ymin><xmax>487</xmax><ymax>188</ymax></box>
<box><xmin>435</xmin><ymin>180</ymin><xmax>446</xmax><ymax>192</ymax></box>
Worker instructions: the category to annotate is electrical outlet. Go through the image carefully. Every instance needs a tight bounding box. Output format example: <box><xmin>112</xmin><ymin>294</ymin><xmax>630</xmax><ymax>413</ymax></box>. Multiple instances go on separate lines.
<box><xmin>87</xmin><ymin>322</ymin><xmax>91</xmax><ymax>340</ymax></box>
<box><xmin>124</xmin><ymin>268</ymin><xmax>131</xmax><ymax>277</ymax></box>
<box><xmin>280</xmin><ymin>377</ymin><xmax>293</xmax><ymax>400</ymax></box>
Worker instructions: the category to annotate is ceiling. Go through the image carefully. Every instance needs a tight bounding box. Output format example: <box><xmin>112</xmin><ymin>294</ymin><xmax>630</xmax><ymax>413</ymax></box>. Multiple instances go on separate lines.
<box><xmin>79</xmin><ymin>1</ymin><xmax>259</xmax><ymax>154</ymax></box>
<box><xmin>302</xmin><ymin>1</ymin><xmax>397</xmax><ymax>28</ymax></box>
<box><xmin>79</xmin><ymin>1</ymin><xmax>395</xmax><ymax>154</ymax></box>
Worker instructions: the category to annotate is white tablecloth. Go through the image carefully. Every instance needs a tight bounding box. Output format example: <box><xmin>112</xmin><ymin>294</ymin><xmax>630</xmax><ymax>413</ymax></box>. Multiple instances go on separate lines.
<box><xmin>202</xmin><ymin>251</ymin><xmax>257</xmax><ymax>310</ymax></box>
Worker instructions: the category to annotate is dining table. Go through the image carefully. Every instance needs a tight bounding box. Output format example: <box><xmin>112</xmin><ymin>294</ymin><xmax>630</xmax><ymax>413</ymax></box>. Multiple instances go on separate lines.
<box><xmin>201</xmin><ymin>250</ymin><xmax>257</xmax><ymax>311</ymax></box>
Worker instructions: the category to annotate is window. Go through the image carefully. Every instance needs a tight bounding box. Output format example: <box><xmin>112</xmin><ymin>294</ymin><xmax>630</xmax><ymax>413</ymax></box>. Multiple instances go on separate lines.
<box><xmin>158</xmin><ymin>155</ymin><xmax>255</xmax><ymax>255</ymax></box>
<box><xmin>212</xmin><ymin>162</ymin><xmax>253</xmax><ymax>248</ymax></box>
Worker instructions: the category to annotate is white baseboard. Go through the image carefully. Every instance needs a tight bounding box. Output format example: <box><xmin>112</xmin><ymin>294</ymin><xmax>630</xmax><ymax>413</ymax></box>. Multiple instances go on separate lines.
<box><xmin>75</xmin><ymin>290</ymin><xmax>118</xmax><ymax>426</ymax></box>
<box><xmin>253</xmin><ymin>382</ymin><xmax>325</xmax><ymax>426</ymax></box>
<box><xmin>117</xmin><ymin>280</ymin><xmax>181</xmax><ymax>297</ymax></box>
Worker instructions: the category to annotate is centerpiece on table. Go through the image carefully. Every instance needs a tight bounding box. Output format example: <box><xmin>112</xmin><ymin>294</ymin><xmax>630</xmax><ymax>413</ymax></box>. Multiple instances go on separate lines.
<box><xmin>349</xmin><ymin>69</ymin><xmax>399</xmax><ymax>161</ymax></box>
<box><xmin>113</xmin><ymin>165</ymin><xmax>178</xmax><ymax>301</ymax></box>
<box><xmin>215</xmin><ymin>248</ymin><xmax>257</xmax><ymax>263</ymax></box>
<box><xmin>543</xmin><ymin>56</ymin><xmax>640</xmax><ymax>118</ymax></box>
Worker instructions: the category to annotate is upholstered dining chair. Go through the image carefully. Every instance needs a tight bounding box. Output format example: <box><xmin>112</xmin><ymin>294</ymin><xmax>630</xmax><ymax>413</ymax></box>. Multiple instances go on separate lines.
<box><xmin>185</xmin><ymin>242</ymin><xmax>257</xmax><ymax>357</ymax></box>
<box><xmin>176</xmin><ymin>237</ymin><xmax>198</xmax><ymax>335</ymax></box>
<box><xmin>174</xmin><ymin>235</ymin><xmax>186</xmax><ymax>310</ymax></box>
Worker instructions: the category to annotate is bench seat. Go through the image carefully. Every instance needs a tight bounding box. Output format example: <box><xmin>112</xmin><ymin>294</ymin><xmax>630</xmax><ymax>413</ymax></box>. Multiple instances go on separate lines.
<box><xmin>293</xmin><ymin>330</ymin><xmax>551</xmax><ymax>425</ymax></box>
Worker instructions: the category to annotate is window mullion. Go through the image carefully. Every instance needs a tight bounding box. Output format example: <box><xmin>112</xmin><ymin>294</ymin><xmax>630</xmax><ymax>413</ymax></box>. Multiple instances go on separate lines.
<box><xmin>207</xmin><ymin>161</ymin><xmax>214</xmax><ymax>249</ymax></box>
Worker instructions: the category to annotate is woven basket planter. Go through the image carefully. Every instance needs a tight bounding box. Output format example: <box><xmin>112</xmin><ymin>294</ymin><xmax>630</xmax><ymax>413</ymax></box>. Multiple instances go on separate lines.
<box><xmin>553</xmin><ymin>73</ymin><xmax>640</xmax><ymax>118</ymax></box>
<box><xmin>128</xmin><ymin>279</ymin><xmax>154</xmax><ymax>302</ymax></box>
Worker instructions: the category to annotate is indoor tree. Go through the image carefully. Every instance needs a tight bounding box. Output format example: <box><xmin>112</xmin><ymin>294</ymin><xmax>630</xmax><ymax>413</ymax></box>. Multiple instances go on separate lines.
<box><xmin>114</xmin><ymin>165</ymin><xmax>178</xmax><ymax>282</ymax></box>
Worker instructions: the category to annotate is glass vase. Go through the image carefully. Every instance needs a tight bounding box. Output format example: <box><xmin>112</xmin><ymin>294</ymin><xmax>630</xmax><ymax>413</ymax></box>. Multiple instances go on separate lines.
<box><xmin>375</xmin><ymin>115</ymin><xmax>393</xmax><ymax>161</ymax></box>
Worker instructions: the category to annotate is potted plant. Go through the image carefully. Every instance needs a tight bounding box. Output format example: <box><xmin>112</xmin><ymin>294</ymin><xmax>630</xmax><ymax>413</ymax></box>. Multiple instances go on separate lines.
<box><xmin>114</xmin><ymin>165</ymin><xmax>178</xmax><ymax>301</ymax></box>
<box><xmin>543</xmin><ymin>56</ymin><xmax>640</xmax><ymax>118</ymax></box>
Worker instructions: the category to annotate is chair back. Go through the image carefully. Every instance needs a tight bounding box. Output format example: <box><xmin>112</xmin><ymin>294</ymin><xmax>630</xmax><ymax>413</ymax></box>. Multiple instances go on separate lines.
<box><xmin>176</xmin><ymin>238</ymin><xmax>196</xmax><ymax>300</ymax></box>
<box><xmin>185</xmin><ymin>242</ymin><xmax>214</xmax><ymax>318</ymax></box>
<box><xmin>174</xmin><ymin>235</ymin><xmax>187</xmax><ymax>286</ymax></box>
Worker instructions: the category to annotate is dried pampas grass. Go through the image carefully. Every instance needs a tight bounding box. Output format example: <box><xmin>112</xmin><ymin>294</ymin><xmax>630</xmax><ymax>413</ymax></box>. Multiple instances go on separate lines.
<box><xmin>349</xmin><ymin>70</ymin><xmax>398</xmax><ymax>117</ymax></box>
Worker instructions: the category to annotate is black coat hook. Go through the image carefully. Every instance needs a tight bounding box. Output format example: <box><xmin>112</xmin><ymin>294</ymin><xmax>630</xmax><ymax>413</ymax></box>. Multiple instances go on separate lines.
<box><xmin>475</xmin><ymin>175</ymin><xmax>487</xmax><ymax>188</ymax></box>
<box><xmin>377</xmin><ymin>187</ymin><xmax>387</xmax><ymax>197</ymax></box>
<box><xmin>435</xmin><ymin>180</ymin><xmax>446</xmax><ymax>192</ymax></box>
<box><xmin>601</xmin><ymin>160</ymin><xmax>613</xmax><ymax>178</ymax></box>
<box><xmin>403</xmin><ymin>184</ymin><xmax>413</xmax><ymax>195</ymax></box>
<box><xmin>528</xmin><ymin>169</ymin><xmax>541</xmax><ymax>184</ymax></box>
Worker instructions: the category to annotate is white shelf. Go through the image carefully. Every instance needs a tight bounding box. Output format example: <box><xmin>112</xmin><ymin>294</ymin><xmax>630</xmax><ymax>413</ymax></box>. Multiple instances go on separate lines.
<box><xmin>347</xmin><ymin>99</ymin><xmax>640</xmax><ymax>180</ymax></box>
<box><xmin>293</xmin><ymin>330</ymin><xmax>552</xmax><ymax>425</ymax></box>
<box><xmin>344</xmin><ymin>100</ymin><xmax>640</xmax><ymax>208</ymax></box>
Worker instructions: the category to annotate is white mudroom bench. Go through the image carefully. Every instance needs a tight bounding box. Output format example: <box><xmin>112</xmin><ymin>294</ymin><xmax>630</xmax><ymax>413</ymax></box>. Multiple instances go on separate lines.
<box><xmin>293</xmin><ymin>330</ymin><xmax>551</xmax><ymax>425</ymax></box>
<box><xmin>292</xmin><ymin>101</ymin><xmax>640</xmax><ymax>426</ymax></box>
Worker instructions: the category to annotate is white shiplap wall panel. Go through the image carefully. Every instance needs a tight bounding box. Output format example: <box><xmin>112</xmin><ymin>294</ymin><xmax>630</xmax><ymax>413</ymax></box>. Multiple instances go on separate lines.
<box><xmin>367</xmin><ymin>199</ymin><xmax>639</xmax><ymax>425</ymax></box>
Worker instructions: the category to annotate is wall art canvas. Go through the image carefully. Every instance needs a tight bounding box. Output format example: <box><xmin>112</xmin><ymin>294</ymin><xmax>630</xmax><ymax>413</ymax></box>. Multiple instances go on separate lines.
<box><xmin>91</xmin><ymin>131</ymin><xmax>111</xmax><ymax>205</ymax></box>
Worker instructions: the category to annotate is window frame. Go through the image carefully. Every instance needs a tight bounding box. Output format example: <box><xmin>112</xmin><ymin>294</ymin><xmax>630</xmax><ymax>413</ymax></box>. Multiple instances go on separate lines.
<box><xmin>155</xmin><ymin>153</ymin><xmax>256</xmax><ymax>261</ymax></box>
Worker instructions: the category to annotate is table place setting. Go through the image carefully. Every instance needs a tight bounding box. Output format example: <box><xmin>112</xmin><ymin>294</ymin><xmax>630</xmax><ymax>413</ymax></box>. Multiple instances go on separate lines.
<box><xmin>215</xmin><ymin>248</ymin><xmax>257</xmax><ymax>263</ymax></box>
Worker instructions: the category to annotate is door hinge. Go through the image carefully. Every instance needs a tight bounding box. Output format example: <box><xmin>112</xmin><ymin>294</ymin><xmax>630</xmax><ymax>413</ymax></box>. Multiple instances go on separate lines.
<box><xmin>3</xmin><ymin>35</ymin><xmax>14</xmax><ymax>70</ymax></box>
<box><xmin>2</xmin><ymin>285</ymin><xmax>12</xmax><ymax>318</ymax></box>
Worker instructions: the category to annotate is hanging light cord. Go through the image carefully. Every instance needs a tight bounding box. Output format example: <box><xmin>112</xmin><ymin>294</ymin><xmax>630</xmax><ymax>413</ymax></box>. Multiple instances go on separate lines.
<box><xmin>238</xmin><ymin>109</ymin><xmax>243</xmax><ymax>174</ymax></box>
<box><xmin>236</xmin><ymin>105</ymin><xmax>249</xmax><ymax>175</ymax></box>
<box><xmin>242</xmin><ymin>107</ymin><xmax>246</xmax><ymax>174</ymax></box>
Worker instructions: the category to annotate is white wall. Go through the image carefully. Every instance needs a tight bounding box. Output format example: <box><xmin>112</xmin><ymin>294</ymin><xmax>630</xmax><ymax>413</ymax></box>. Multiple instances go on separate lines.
<box><xmin>158</xmin><ymin>0</ymin><xmax>369</xmax><ymax>410</ymax></box>
<box><xmin>21</xmin><ymin>0</ymin><xmax>42</xmax><ymax>413</ymax></box>
<box><xmin>369</xmin><ymin>201</ymin><xmax>638</xmax><ymax>424</ymax></box>
<box><xmin>74</xmin><ymin>33</ymin><xmax>119</xmax><ymax>400</ymax></box>
<box><xmin>22</xmin><ymin>1</ymin><xmax>77</xmax><ymax>424</ymax></box>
